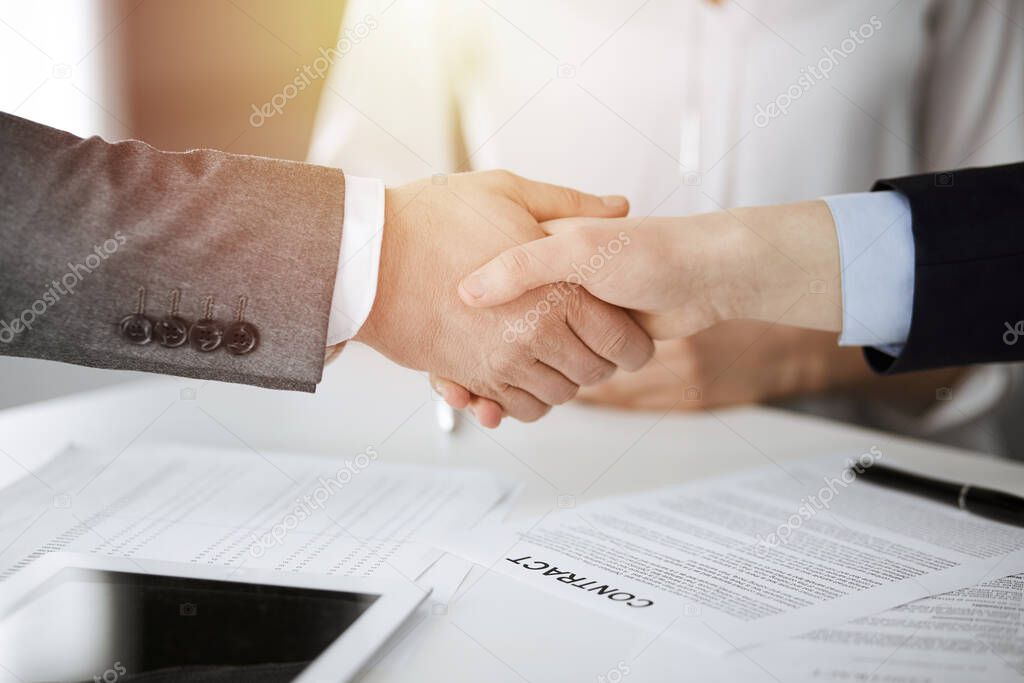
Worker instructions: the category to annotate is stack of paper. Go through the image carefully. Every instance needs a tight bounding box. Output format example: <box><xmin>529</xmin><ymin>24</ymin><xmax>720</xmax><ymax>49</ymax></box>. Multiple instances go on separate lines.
<box><xmin>440</xmin><ymin>454</ymin><xmax>1024</xmax><ymax>665</ymax></box>
<box><xmin>0</xmin><ymin>443</ymin><xmax>517</xmax><ymax>601</ymax></box>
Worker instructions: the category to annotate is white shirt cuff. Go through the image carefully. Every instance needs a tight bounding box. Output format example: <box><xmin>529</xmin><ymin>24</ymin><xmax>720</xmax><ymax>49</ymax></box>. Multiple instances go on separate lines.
<box><xmin>326</xmin><ymin>175</ymin><xmax>385</xmax><ymax>345</ymax></box>
<box><xmin>823</xmin><ymin>191</ymin><xmax>914</xmax><ymax>351</ymax></box>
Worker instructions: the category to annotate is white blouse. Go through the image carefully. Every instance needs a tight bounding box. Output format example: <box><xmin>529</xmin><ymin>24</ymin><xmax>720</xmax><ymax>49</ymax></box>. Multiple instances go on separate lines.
<box><xmin>309</xmin><ymin>0</ymin><xmax>1024</xmax><ymax>455</ymax></box>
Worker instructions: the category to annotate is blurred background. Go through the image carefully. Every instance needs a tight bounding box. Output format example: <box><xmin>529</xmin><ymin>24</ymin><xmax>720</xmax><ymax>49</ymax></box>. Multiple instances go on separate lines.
<box><xmin>1</xmin><ymin>0</ymin><xmax>1022</xmax><ymax>457</ymax></box>
<box><xmin>0</xmin><ymin>0</ymin><xmax>346</xmax><ymax>407</ymax></box>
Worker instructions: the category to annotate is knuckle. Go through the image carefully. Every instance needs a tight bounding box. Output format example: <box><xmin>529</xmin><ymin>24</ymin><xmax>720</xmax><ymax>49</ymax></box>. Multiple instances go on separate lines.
<box><xmin>580</xmin><ymin>360</ymin><xmax>615</xmax><ymax>386</ymax></box>
<box><xmin>519</xmin><ymin>403</ymin><xmax>551</xmax><ymax>423</ymax></box>
<box><xmin>530</xmin><ymin>331</ymin><xmax>564</xmax><ymax>358</ymax></box>
<box><xmin>561</xmin><ymin>284</ymin><xmax>586</xmax><ymax>322</ymax></box>
<box><xmin>467</xmin><ymin>380</ymin><xmax>502</xmax><ymax>407</ymax></box>
<box><xmin>598</xmin><ymin>323</ymin><xmax>633</xmax><ymax>361</ymax></box>
<box><xmin>463</xmin><ymin>375</ymin><xmax>490</xmax><ymax>397</ymax></box>
<box><xmin>557</xmin><ymin>186</ymin><xmax>583</xmax><ymax>211</ymax></box>
<box><xmin>498</xmin><ymin>246</ymin><xmax>534</xmax><ymax>279</ymax></box>
<box><xmin>550</xmin><ymin>382</ymin><xmax>579</xmax><ymax>406</ymax></box>
<box><xmin>489</xmin><ymin>169</ymin><xmax>517</xmax><ymax>187</ymax></box>
<box><xmin>489</xmin><ymin>353</ymin><xmax>522</xmax><ymax>383</ymax></box>
<box><xmin>501</xmin><ymin>360</ymin><xmax>523</xmax><ymax>383</ymax></box>
<box><xmin>493</xmin><ymin>381</ymin><xmax>516</xmax><ymax>398</ymax></box>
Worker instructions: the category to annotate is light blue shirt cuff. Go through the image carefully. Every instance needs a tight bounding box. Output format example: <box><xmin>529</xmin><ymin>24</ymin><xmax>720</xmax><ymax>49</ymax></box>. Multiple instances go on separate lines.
<box><xmin>822</xmin><ymin>191</ymin><xmax>914</xmax><ymax>354</ymax></box>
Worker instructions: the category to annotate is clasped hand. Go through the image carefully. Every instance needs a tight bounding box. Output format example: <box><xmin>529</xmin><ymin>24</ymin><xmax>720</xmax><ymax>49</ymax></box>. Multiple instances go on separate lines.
<box><xmin>356</xmin><ymin>171</ymin><xmax>842</xmax><ymax>428</ymax></box>
<box><xmin>429</xmin><ymin>191</ymin><xmax>844</xmax><ymax>426</ymax></box>
<box><xmin>353</xmin><ymin>171</ymin><xmax>654</xmax><ymax>425</ymax></box>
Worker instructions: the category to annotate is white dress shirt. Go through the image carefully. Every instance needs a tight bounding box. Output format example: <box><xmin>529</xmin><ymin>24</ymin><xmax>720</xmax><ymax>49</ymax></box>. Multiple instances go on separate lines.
<box><xmin>330</xmin><ymin>185</ymin><xmax>919</xmax><ymax>351</ymax></box>
<box><xmin>311</xmin><ymin>0</ymin><xmax>1024</xmax><ymax>455</ymax></box>
<box><xmin>326</xmin><ymin>176</ymin><xmax>384</xmax><ymax>345</ymax></box>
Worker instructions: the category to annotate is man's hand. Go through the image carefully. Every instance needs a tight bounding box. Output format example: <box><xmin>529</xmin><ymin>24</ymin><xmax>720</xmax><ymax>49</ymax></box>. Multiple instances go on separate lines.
<box><xmin>353</xmin><ymin>171</ymin><xmax>654</xmax><ymax>425</ymax></box>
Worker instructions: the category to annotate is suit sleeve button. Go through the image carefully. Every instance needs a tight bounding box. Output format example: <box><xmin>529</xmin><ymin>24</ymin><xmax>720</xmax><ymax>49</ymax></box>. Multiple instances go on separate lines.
<box><xmin>189</xmin><ymin>319</ymin><xmax>224</xmax><ymax>352</ymax></box>
<box><xmin>119</xmin><ymin>314</ymin><xmax>153</xmax><ymax>345</ymax></box>
<box><xmin>154</xmin><ymin>316</ymin><xmax>190</xmax><ymax>348</ymax></box>
<box><xmin>224</xmin><ymin>321</ymin><xmax>259</xmax><ymax>355</ymax></box>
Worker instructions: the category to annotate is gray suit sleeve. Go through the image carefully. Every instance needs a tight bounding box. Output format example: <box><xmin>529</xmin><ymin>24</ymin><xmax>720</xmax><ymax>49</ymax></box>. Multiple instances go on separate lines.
<box><xmin>0</xmin><ymin>112</ymin><xmax>345</xmax><ymax>392</ymax></box>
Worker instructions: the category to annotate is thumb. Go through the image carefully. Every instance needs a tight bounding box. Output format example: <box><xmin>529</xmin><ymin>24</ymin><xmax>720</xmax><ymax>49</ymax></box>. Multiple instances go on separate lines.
<box><xmin>458</xmin><ymin>232</ymin><xmax>584</xmax><ymax>307</ymax></box>
<box><xmin>510</xmin><ymin>175</ymin><xmax>629</xmax><ymax>221</ymax></box>
<box><xmin>540</xmin><ymin>216</ymin><xmax>621</xmax><ymax>235</ymax></box>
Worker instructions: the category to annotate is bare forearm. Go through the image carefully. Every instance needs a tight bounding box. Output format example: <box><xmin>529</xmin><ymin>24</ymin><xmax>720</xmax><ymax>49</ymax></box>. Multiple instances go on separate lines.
<box><xmin>720</xmin><ymin>200</ymin><xmax>842</xmax><ymax>332</ymax></box>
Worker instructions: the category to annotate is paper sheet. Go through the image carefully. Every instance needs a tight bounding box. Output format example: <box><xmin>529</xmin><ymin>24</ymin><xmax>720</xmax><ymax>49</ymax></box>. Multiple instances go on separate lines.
<box><xmin>441</xmin><ymin>454</ymin><xmax>1024</xmax><ymax>653</ymax></box>
<box><xmin>761</xmin><ymin>572</ymin><xmax>1024</xmax><ymax>681</ymax></box>
<box><xmin>0</xmin><ymin>443</ymin><xmax>517</xmax><ymax>593</ymax></box>
<box><xmin>663</xmin><ymin>572</ymin><xmax>1024</xmax><ymax>682</ymax></box>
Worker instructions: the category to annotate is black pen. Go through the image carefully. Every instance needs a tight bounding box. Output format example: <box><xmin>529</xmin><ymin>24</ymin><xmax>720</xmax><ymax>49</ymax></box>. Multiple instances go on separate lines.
<box><xmin>854</xmin><ymin>463</ymin><xmax>1024</xmax><ymax>528</ymax></box>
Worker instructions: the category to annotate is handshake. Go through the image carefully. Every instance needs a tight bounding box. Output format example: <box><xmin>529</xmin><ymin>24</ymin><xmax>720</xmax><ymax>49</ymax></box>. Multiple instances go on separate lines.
<box><xmin>353</xmin><ymin>171</ymin><xmax>842</xmax><ymax>427</ymax></box>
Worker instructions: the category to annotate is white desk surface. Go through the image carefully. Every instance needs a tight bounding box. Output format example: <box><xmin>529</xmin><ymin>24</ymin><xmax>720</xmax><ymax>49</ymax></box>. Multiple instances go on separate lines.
<box><xmin>2</xmin><ymin>345</ymin><xmax>1022</xmax><ymax>682</ymax></box>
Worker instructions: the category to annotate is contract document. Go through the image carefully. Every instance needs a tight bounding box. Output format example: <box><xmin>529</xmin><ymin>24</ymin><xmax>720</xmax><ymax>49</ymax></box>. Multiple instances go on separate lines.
<box><xmin>669</xmin><ymin>571</ymin><xmax>1024</xmax><ymax>682</ymax></box>
<box><xmin>763</xmin><ymin>571</ymin><xmax>1024</xmax><ymax>681</ymax></box>
<box><xmin>0</xmin><ymin>443</ymin><xmax>515</xmax><ymax>591</ymax></box>
<box><xmin>442</xmin><ymin>454</ymin><xmax>1024</xmax><ymax>653</ymax></box>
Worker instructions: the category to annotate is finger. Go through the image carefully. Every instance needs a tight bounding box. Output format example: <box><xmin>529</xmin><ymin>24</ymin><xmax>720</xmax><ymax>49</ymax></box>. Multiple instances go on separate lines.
<box><xmin>576</xmin><ymin>384</ymin><xmax>635</xmax><ymax>408</ymax></box>
<box><xmin>577</xmin><ymin>388</ymin><xmax>672</xmax><ymax>411</ymax></box>
<box><xmin>459</xmin><ymin>232</ymin><xmax>587</xmax><ymax>307</ymax></box>
<box><xmin>567</xmin><ymin>291</ymin><xmax>654</xmax><ymax>371</ymax></box>
<box><xmin>468</xmin><ymin>396</ymin><xmax>503</xmax><ymax>428</ymax></box>
<box><xmin>433</xmin><ymin>374</ymin><xmax>505</xmax><ymax>427</ymax></box>
<box><xmin>515</xmin><ymin>360</ymin><xmax>579</xmax><ymax>406</ymax></box>
<box><xmin>430</xmin><ymin>375</ymin><xmax>472</xmax><ymax>409</ymax></box>
<box><xmin>633</xmin><ymin>310</ymin><xmax>691</xmax><ymax>340</ymax></box>
<box><xmin>510</xmin><ymin>175</ymin><xmax>629</xmax><ymax>221</ymax></box>
<box><xmin>531</xmin><ymin>328</ymin><xmax>615</xmax><ymax>386</ymax></box>
<box><xmin>497</xmin><ymin>385</ymin><xmax>551</xmax><ymax>423</ymax></box>
<box><xmin>575</xmin><ymin>381</ymin><xmax>621</xmax><ymax>403</ymax></box>
<box><xmin>539</xmin><ymin>217</ymin><xmax>611</xmax><ymax>235</ymax></box>
<box><xmin>576</xmin><ymin>380</ymin><xmax>651</xmax><ymax>409</ymax></box>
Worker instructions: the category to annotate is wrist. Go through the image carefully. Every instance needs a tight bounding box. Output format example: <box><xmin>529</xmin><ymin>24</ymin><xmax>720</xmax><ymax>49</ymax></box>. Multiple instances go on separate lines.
<box><xmin>353</xmin><ymin>187</ymin><xmax>399</xmax><ymax>351</ymax></box>
<box><xmin>728</xmin><ymin>201</ymin><xmax>842</xmax><ymax>330</ymax></box>
<box><xmin>647</xmin><ymin>213</ymin><xmax>759</xmax><ymax>337</ymax></box>
<box><xmin>701</xmin><ymin>214</ymin><xmax>759</xmax><ymax>325</ymax></box>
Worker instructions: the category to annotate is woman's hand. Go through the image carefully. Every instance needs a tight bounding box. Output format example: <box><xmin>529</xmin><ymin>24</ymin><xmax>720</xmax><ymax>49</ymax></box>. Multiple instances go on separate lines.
<box><xmin>429</xmin><ymin>320</ymin><xmax>843</xmax><ymax>425</ymax></box>
<box><xmin>457</xmin><ymin>200</ymin><xmax>843</xmax><ymax>339</ymax></box>
<box><xmin>578</xmin><ymin>320</ymin><xmax>966</xmax><ymax>418</ymax></box>
<box><xmin>436</xmin><ymin>200</ymin><xmax>845</xmax><ymax>426</ymax></box>
<box><xmin>434</xmin><ymin>319</ymin><xmax>964</xmax><ymax>427</ymax></box>
<box><xmin>576</xmin><ymin>321</ymin><xmax>869</xmax><ymax>411</ymax></box>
